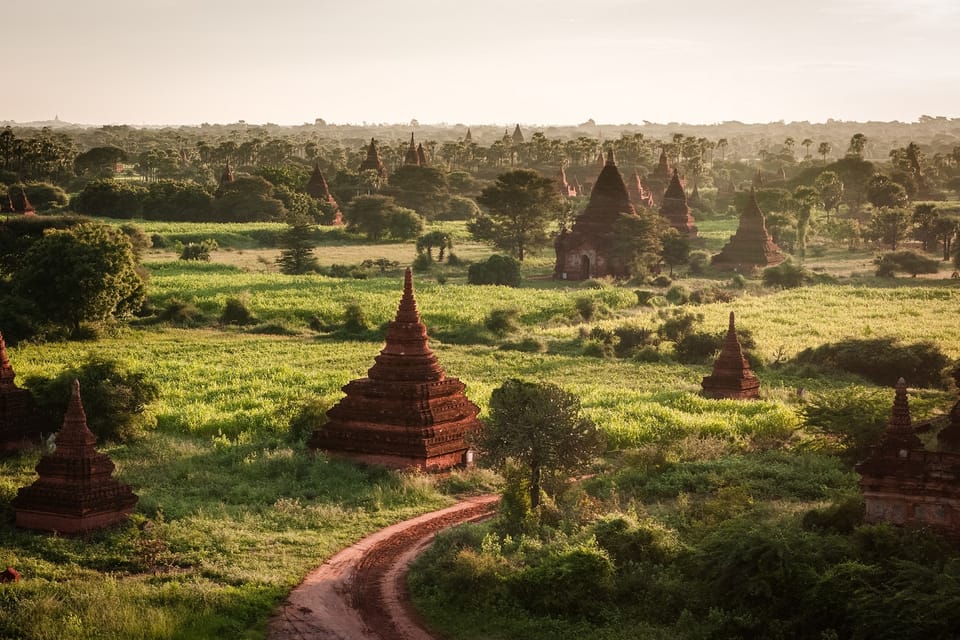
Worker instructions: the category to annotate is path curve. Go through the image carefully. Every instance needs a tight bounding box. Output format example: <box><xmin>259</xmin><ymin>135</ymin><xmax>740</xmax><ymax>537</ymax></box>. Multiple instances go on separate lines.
<box><xmin>268</xmin><ymin>494</ymin><xmax>499</xmax><ymax>640</ymax></box>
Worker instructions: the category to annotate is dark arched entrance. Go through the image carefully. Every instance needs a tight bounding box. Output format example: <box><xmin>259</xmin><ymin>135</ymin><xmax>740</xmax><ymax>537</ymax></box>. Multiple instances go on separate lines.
<box><xmin>580</xmin><ymin>255</ymin><xmax>591</xmax><ymax>280</ymax></box>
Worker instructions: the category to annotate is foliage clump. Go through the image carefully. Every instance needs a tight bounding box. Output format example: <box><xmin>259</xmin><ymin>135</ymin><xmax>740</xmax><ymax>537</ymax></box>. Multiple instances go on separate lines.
<box><xmin>179</xmin><ymin>239</ymin><xmax>218</xmax><ymax>261</ymax></box>
<box><xmin>792</xmin><ymin>337</ymin><xmax>950</xmax><ymax>388</ymax></box>
<box><xmin>467</xmin><ymin>255</ymin><xmax>521</xmax><ymax>287</ymax></box>
<box><xmin>874</xmin><ymin>250</ymin><xmax>940</xmax><ymax>277</ymax></box>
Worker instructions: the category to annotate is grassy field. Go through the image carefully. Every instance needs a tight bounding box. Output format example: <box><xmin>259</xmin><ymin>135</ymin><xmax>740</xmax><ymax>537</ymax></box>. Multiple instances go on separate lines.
<box><xmin>2</xmin><ymin>219</ymin><xmax>959</xmax><ymax>639</ymax></box>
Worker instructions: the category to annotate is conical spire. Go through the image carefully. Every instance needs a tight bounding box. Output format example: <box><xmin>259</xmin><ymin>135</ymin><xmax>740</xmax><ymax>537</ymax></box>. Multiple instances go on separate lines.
<box><xmin>464</xmin><ymin>128</ymin><xmax>472</xmax><ymax>142</ymax></box>
<box><xmin>367</xmin><ymin>268</ymin><xmax>439</xmax><ymax>380</ymax></box>
<box><xmin>711</xmin><ymin>188</ymin><xmax>784</xmax><ymax>270</ymax></box>
<box><xmin>52</xmin><ymin>380</ymin><xmax>98</xmax><ymax>454</ymax></box>
<box><xmin>395</xmin><ymin>268</ymin><xmax>420</xmax><ymax>324</ymax></box>
<box><xmin>664</xmin><ymin>168</ymin><xmax>685</xmax><ymax>199</ymax></box>
<box><xmin>875</xmin><ymin>378</ymin><xmax>923</xmax><ymax>451</ymax></box>
<box><xmin>659</xmin><ymin>169</ymin><xmax>697</xmax><ymax>238</ymax></box>
<box><xmin>359</xmin><ymin>138</ymin><xmax>388</xmax><ymax>178</ymax></box>
<box><xmin>17</xmin><ymin>187</ymin><xmax>35</xmax><ymax>213</ymax></box>
<box><xmin>512</xmin><ymin>124</ymin><xmax>524</xmax><ymax>144</ymax></box>
<box><xmin>605</xmin><ymin>149</ymin><xmax>616</xmax><ymax>166</ymax></box>
<box><xmin>701</xmin><ymin>311</ymin><xmax>760</xmax><ymax>400</ymax></box>
<box><xmin>404</xmin><ymin>133</ymin><xmax>420</xmax><ymax>165</ymax></box>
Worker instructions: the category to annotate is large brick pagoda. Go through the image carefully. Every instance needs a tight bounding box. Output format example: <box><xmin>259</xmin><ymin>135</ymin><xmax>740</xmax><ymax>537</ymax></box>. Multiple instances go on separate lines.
<box><xmin>711</xmin><ymin>188</ymin><xmax>785</xmax><ymax>271</ymax></box>
<box><xmin>659</xmin><ymin>169</ymin><xmax>698</xmax><ymax>239</ymax></box>
<box><xmin>701</xmin><ymin>312</ymin><xmax>760</xmax><ymax>400</ymax></box>
<box><xmin>0</xmin><ymin>332</ymin><xmax>45</xmax><ymax>453</ymax></box>
<box><xmin>13</xmin><ymin>380</ymin><xmax>138</xmax><ymax>534</ymax></box>
<box><xmin>308</xmin><ymin>269</ymin><xmax>482</xmax><ymax>472</ymax></box>
<box><xmin>359</xmin><ymin>138</ymin><xmax>388</xmax><ymax>179</ymax></box>
<box><xmin>554</xmin><ymin>150</ymin><xmax>637</xmax><ymax>280</ymax></box>
<box><xmin>857</xmin><ymin>378</ymin><xmax>960</xmax><ymax>536</ymax></box>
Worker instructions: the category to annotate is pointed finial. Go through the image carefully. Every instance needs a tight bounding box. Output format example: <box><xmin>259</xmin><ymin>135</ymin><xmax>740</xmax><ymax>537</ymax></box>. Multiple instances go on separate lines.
<box><xmin>728</xmin><ymin>311</ymin><xmax>736</xmax><ymax>332</ymax></box>
<box><xmin>410</xmin><ymin>132</ymin><xmax>415</xmax><ymax>146</ymax></box>
<box><xmin>394</xmin><ymin>267</ymin><xmax>421</xmax><ymax>324</ymax></box>
<box><xmin>888</xmin><ymin>377</ymin><xmax>912</xmax><ymax>430</ymax></box>
<box><xmin>605</xmin><ymin>149</ymin><xmax>616</xmax><ymax>166</ymax></box>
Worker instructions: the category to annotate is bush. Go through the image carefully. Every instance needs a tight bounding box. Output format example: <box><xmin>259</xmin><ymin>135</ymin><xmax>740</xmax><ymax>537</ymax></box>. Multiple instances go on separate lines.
<box><xmin>665</xmin><ymin>285</ymin><xmax>689</xmax><ymax>305</ymax></box>
<box><xmin>762</xmin><ymin>260</ymin><xmax>812</xmax><ymax>288</ymax></box>
<box><xmin>613</xmin><ymin>324</ymin><xmax>656</xmax><ymax>357</ymax></box>
<box><xmin>157</xmin><ymin>298</ymin><xmax>205</xmax><ymax>325</ymax></box>
<box><xmin>635</xmin><ymin>289</ymin><xmax>656</xmax><ymax>306</ymax></box>
<box><xmin>219</xmin><ymin>297</ymin><xmax>257</xmax><ymax>326</ymax></box>
<box><xmin>118</xmin><ymin>223</ymin><xmax>151</xmax><ymax>258</ymax></box>
<box><xmin>342</xmin><ymin>301</ymin><xmax>369</xmax><ymax>334</ymax></box>
<box><xmin>792</xmin><ymin>337</ymin><xmax>950</xmax><ymax>388</ymax></box>
<box><xmin>484</xmin><ymin>308</ymin><xmax>521</xmax><ymax>336</ymax></box>
<box><xmin>509</xmin><ymin>543</ymin><xmax>614</xmax><ymax>619</ymax></box>
<box><xmin>285</xmin><ymin>397</ymin><xmax>332</xmax><ymax>444</ymax></box>
<box><xmin>688</xmin><ymin>250</ymin><xmax>711</xmax><ymax>275</ymax></box>
<box><xmin>652</xmin><ymin>275</ymin><xmax>672</xmax><ymax>287</ymax></box>
<box><xmin>801</xmin><ymin>387</ymin><xmax>895</xmax><ymax>460</ymax></box>
<box><xmin>674</xmin><ymin>331</ymin><xmax>723</xmax><ymax>364</ymax></box>
<box><xmin>412</xmin><ymin>252</ymin><xmax>433</xmax><ymax>272</ymax></box>
<box><xmin>467</xmin><ymin>255</ymin><xmax>521</xmax><ymax>287</ymax></box>
<box><xmin>729</xmin><ymin>274</ymin><xmax>747</xmax><ymax>289</ymax></box>
<box><xmin>499</xmin><ymin>337</ymin><xmax>547</xmax><ymax>353</ymax></box>
<box><xmin>26</xmin><ymin>356</ymin><xmax>159</xmax><ymax>441</ymax></box>
<box><xmin>874</xmin><ymin>250</ymin><xmax>940</xmax><ymax>277</ymax></box>
<box><xmin>179</xmin><ymin>239</ymin><xmax>218</xmax><ymax>261</ymax></box>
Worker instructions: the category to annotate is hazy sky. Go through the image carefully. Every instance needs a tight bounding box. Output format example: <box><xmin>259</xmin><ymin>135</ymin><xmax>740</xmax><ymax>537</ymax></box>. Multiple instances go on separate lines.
<box><xmin>4</xmin><ymin>0</ymin><xmax>959</xmax><ymax>126</ymax></box>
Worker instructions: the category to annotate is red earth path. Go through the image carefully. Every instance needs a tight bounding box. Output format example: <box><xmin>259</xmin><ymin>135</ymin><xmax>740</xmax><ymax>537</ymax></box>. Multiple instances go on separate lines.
<box><xmin>268</xmin><ymin>494</ymin><xmax>499</xmax><ymax>640</ymax></box>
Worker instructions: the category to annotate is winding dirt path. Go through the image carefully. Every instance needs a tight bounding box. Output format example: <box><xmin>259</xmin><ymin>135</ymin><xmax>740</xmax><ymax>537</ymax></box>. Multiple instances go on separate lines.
<box><xmin>268</xmin><ymin>494</ymin><xmax>499</xmax><ymax>640</ymax></box>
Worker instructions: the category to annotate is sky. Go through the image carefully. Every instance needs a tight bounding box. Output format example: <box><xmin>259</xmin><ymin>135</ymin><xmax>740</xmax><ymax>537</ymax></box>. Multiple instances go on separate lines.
<box><xmin>3</xmin><ymin>0</ymin><xmax>960</xmax><ymax>126</ymax></box>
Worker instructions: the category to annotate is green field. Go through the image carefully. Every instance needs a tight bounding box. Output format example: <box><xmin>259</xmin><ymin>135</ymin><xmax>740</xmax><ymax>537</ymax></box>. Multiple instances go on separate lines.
<box><xmin>2</xmin><ymin>220</ymin><xmax>959</xmax><ymax>639</ymax></box>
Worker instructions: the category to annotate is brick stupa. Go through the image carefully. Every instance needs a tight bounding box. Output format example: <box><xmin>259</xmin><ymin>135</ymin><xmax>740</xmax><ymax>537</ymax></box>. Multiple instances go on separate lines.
<box><xmin>647</xmin><ymin>150</ymin><xmax>672</xmax><ymax>205</ymax></box>
<box><xmin>627</xmin><ymin>169</ymin><xmax>654</xmax><ymax>209</ymax></box>
<box><xmin>701</xmin><ymin>312</ymin><xmax>760</xmax><ymax>400</ymax></box>
<box><xmin>554</xmin><ymin>150</ymin><xmax>637</xmax><ymax>280</ymax></box>
<box><xmin>512</xmin><ymin>124</ymin><xmax>524</xmax><ymax>144</ymax></box>
<box><xmin>0</xmin><ymin>332</ymin><xmax>45</xmax><ymax>453</ymax></box>
<box><xmin>659</xmin><ymin>169</ymin><xmax>698</xmax><ymax>239</ymax></box>
<box><xmin>711</xmin><ymin>189</ymin><xmax>785</xmax><ymax>271</ymax></box>
<box><xmin>856</xmin><ymin>379</ymin><xmax>960</xmax><ymax>535</ymax></box>
<box><xmin>305</xmin><ymin>163</ymin><xmax>343</xmax><ymax>225</ymax></box>
<box><xmin>404</xmin><ymin>133</ymin><xmax>420</xmax><ymax>166</ymax></box>
<box><xmin>416</xmin><ymin>143</ymin><xmax>427</xmax><ymax>166</ymax></box>
<box><xmin>15</xmin><ymin>188</ymin><xmax>36</xmax><ymax>215</ymax></box>
<box><xmin>359</xmin><ymin>138</ymin><xmax>388</xmax><ymax>179</ymax></box>
<box><xmin>13</xmin><ymin>380</ymin><xmax>138</xmax><ymax>534</ymax></box>
<box><xmin>308</xmin><ymin>269</ymin><xmax>482</xmax><ymax>472</ymax></box>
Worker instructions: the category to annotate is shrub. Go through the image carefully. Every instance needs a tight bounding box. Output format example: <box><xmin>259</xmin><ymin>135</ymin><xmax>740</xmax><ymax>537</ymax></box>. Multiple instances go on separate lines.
<box><xmin>657</xmin><ymin>309</ymin><xmax>704</xmax><ymax>342</ymax></box>
<box><xmin>674</xmin><ymin>332</ymin><xmax>723</xmax><ymax>364</ymax></box>
<box><xmin>613</xmin><ymin>324</ymin><xmax>655</xmax><ymax>357</ymax></box>
<box><xmin>412</xmin><ymin>252</ymin><xmax>433</xmax><ymax>272</ymax></box>
<box><xmin>285</xmin><ymin>397</ymin><xmax>332</xmax><ymax>444</ymax></box>
<box><xmin>801</xmin><ymin>387</ymin><xmax>894</xmax><ymax>460</ymax></box>
<box><xmin>157</xmin><ymin>298</ymin><xmax>205</xmax><ymax>325</ymax></box>
<box><xmin>665</xmin><ymin>285</ymin><xmax>690</xmax><ymax>305</ymax></box>
<box><xmin>729</xmin><ymin>274</ymin><xmax>747</xmax><ymax>289</ymax></box>
<box><xmin>792</xmin><ymin>338</ymin><xmax>950</xmax><ymax>388</ymax></box>
<box><xmin>342</xmin><ymin>301</ymin><xmax>369</xmax><ymax>333</ymax></box>
<box><xmin>509</xmin><ymin>543</ymin><xmax>614</xmax><ymax>619</ymax></box>
<box><xmin>762</xmin><ymin>260</ymin><xmax>812</xmax><ymax>288</ymax></box>
<box><xmin>874</xmin><ymin>250</ymin><xmax>940</xmax><ymax>277</ymax></box>
<box><xmin>26</xmin><ymin>356</ymin><xmax>159</xmax><ymax>441</ymax></box>
<box><xmin>179</xmin><ymin>239</ymin><xmax>218</xmax><ymax>261</ymax></box>
<box><xmin>118</xmin><ymin>224</ymin><xmax>151</xmax><ymax>258</ymax></box>
<box><xmin>467</xmin><ymin>255</ymin><xmax>521</xmax><ymax>287</ymax></box>
<box><xmin>635</xmin><ymin>289</ymin><xmax>656</xmax><ymax>306</ymax></box>
<box><xmin>219</xmin><ymin>297</ymin><xmax>256</xmax><ymax>326</ymax></box>
<box><xmin>688</xmin><ymin>250</ymin><xmax>711</xmax><ymax>275</ymax></box>
<box><xmin>499</xmin><ymin>337</ymin><xmax>547</xmax><ymax>353</ymax></box>
<box><xmin>484</xmin><ymin>308</ymin><xmax>520</xmax><ymax>336</ymax></box>
<box><xmin>652</xmin><ymin>275</ymin><xmax>672</xmax><ymax>287</ymax></box>
<box><xmin>150</xmin><ymin>233</ymin><xmax>167</xmax><ymax>249</ymax></box>
<box><xmin>446</xmin><ymin>252</ymin><xmax>464</xmax><ymax>267</ymax></box>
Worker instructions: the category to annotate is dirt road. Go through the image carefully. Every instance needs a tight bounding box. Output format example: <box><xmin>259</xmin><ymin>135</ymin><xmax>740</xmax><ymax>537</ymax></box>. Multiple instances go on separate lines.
<box><xmin>268</xmin><ymin>494</ymin><xmax>499</xmax><ymax>640</ymax></box>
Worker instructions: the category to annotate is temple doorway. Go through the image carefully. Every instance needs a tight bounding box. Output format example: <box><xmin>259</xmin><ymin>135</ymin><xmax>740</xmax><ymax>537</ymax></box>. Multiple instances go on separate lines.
<box><xmin>580</xmin><ymin>255</ymin><xmax>591</xmax><ymax>280</ymax></box>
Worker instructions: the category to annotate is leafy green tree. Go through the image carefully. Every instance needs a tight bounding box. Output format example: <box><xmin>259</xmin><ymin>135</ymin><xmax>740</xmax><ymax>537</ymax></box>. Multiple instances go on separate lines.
<box><xmin>793</xmin><ymin>185</ymin><xmax>819</xmax><ymax>261</ymax></box>
<box><xmin>11</xmin><ymin>223</ymin><xmax>144</xmax><ymax>334</ymax></box>
<box><xmin>142</xmin><ymin>180</ymin><xmax>213</xmax><ymax>221</ymax></box>
<box><xmin>874</xmin><ymin>250</ymin><xmax>940</xmax><ymax>277</ymax></box>
<box><xmin>276</xmin><ymin>216</ymin><xmax>319</xmax><ymax>274</ymax></box>
<box><xmin>212</xmin><ymin>175</ymin><xmax>286</xmax><ymax>222</ymax></box>
<box><xmin>467</xmin><ymin>254</ymin><xmax>521</xmax><ymax>287</ymax></box>
<box><xmin>416</xmin><ymin>230</ymin><xmax>452</xmax><ymax>261</ymax></box>
<box><xmin>869</xmin><ymin>208</ymin><xmax>911</xmax><ymax>250</ymax></box>
<box><xmin>847</xmin><ymin>133</ymin><xmax>867</xmax><ymax>158</ymax></box>
<box><xmin>866</xmin><ymin>174</ymin><xmax>909</xmax><ymax>209</ymax></box>
<box><xmin>660</xmin><ymin>228</ymin><xmax>690</xmax><ymax>276</ymax></box>
<box><xmin>474</xmin><ymin>378</ymin><xmax>604</xmax><ymax>510</ymax></box>
<box><xmin>345</xmin><ymin>194</ymin><xmax>422</xmax><ymax>241</ymax></box>
<box><xmin>471</xmin><ymin>169</ymin><xmax>564</xmax><ymax>261</ymax></box>
<box><xmin>817</xmin><ymin>141</ymin><xmax>832</xmax><ymax>163</ymax></box>
<box><xmin>387</xmin><ymin>165</ymin><xmax>449</xmax><ymax>218</ymax></box>
<box><xmin>440</xmin><ymin>195</ymin><xmax>481</xmax><ymax>221</ymax></box>
<box><xmin>71</xmin><ymin>179</ymin><xmax>146</xmax><ymax>218</ymax></box>
<box><xmin>911</xmin><ymin>203</ymin><xmax>939</xmax><ymax>252</ymax></box>
<box><xmin>73</xmin><ymin>146</ymin><xmax>126</xmax><ymax>177</ymax></box>
<box><xmin>814</xmin><ymin>171</ymin><xmax>844</xmax><ymax>219</ymax></box>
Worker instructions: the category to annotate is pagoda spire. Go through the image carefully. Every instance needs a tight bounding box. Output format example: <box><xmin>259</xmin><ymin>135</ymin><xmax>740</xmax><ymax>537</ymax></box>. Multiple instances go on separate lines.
<box><xmin>878</xmin><ymin>378</ymin><xmax>923</xmax><ymax>450</ymax></box>
<box><xmin>464</xmin><ymin>128</ymin><xmax>472</xmax><ymax>142</ymax></box>
<box><xmin>404</xmin><ymin>133</ymin><xmax>420</xmax><ymax>166</ymax></box>
<box><xmin>701</xmin><ymin>311</ymin><xmax>761</xmax><ymax>400</ymax></box>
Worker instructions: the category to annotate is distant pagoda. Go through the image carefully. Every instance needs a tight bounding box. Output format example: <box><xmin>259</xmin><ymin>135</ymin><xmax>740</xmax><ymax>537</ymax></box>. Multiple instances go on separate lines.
<box><xmin>417</xmin><ymin>142</ymin><xmax>427</xmax><ymax>166</ymax></box>
<box><xmin>1</xmin><ymin>192</ymin><xmax>14</xmax><ymax>213</ymax></box>
<box><xmin>701</xmin><ymin>312</ymin><xmax>760</xmax><ymax>400</ymax></box>
<box><xmin>688</xmin><ymin>180</ymin><xmax>703</xmax><ymax>209</ymax></box>
<box><xmin>558</xmin><ymin>165</ymin><xmax>577</xmax><ymax>197</ymax></box>
<box><xmin>464</xmin><ymin>128</ymin><xmax>472</xmax><ymax>143</ymax></box>
<box><xmin>626</xmin><ymin>169</ymin><xmax>654</xmax><ymax>209</ymax></box>
<box><xmin>0</xmin><ymin>331</ymin><xmax>46</xmax><ymax>453</ymax></box>
<box><xmin>308</xmin><ymin>269</ymin><xmax>482</xmax><ymax>472</ymax></box>
<box><xmin>659</xmin><ymin>169</ymin><xmax>698</xmax><ymax>239</ymax></box>
<box><xmin>647</xmin><ymin>150</ymin><xmax>672</xmax><ymax>205</ymax></box>
<box><xmin>512</xmin><ymin>124</ymin><xmax>524</xmax><ymax>144</ymax></box>
<box><xmin>304</xmin><ymin>163</ymin><xmax>343</xmax><ymax>225</ymax></box>
<box><xmin>13</xmin><ymin>380</ymin><xmax>138</xmax><ymax>534</ymax></box>
<box><xmin>711</xmin><ymin>189</ymin><xmax>785</xmax><ymax>271</ymax></box>
<box><xmin>555</xmin><ymin>149</ymin><xmax>637</xmax><ymax>280</ymax></box>
<box><xmin>216</xmin><ymin>162</ymin><xmax>235</xmax><ymax>196</ymax></box>
<box><xmin>359</xmin><ymin>138</ymin><xmax>388</xmax><ymax>179</ymax></box>
<box><xmin>404</xmin><ymin>133</ymin><xmax>420</xmax><ymax>166</ymax></box>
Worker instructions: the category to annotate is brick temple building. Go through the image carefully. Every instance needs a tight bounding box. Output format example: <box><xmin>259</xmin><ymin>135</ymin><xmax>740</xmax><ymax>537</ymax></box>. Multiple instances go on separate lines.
<box><xmin>711</xmin><ymin>188</ymin><xmax>785</xmax><ymax>271</ymax></box>
<box><xmin>304</xmin><ymin>163</ymin><xmax>343</xmax><ymax>225</ymax></box>
<box><xmin>308</xmin><ymin>269</ymin><xmax>481</xmax><ymax>472</ymax></box>
<box><xmin>700</xmin><ymin>312</ymin><xmax>760</xmax><ymax>400</ymax></box>
<box><xmin>659</xmin><ymin>169</ymin><xmax>698</xmax><ymax>239</ymax></box>
<box><xmin>359</xmin><ymin>138</ymin><xmax>388</xmax><ymax>180</ymax></box>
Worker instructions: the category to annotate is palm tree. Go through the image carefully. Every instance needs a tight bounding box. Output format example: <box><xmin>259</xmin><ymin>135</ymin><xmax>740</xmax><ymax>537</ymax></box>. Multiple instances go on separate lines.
<box><xmin>817</xmin><ymin>142</ymin><xmax>832</xmax><ymax>163</ymax></box>
<box><xmin>716</xmin><ymin>138</ymin><xmax>728</xmax><ymax>162</ymax></box>
<box><xmin>801</xmin><ymin>138</ymin><xmax>814</xmax><ymax>159</ymax></box>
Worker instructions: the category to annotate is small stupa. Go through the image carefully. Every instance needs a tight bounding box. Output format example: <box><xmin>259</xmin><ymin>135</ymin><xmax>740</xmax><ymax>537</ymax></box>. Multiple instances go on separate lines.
<box><xmin>13</xmin><ymin>380</ymin><xmax>138</xmax><ymax>534</ymax></box>
<box><xmin>404</xmin><ymin>133</ymin><xmax>420</xmax><ymax>166</ymax></box>
<box><xmin>0</xmin><ymin>192</ymin><xmax>14</xmax><ymax>213</ymax></box>
<box><xmin>711</xmin><ymin>189</ymin><xmax>785</xmax><ymax>271</ymax></box>
<box><xmin>308</xmin><ymin>269</ymin><xmax>482</xmax><ymax>471</ymax></box>
<box><xmin>464</xmin><ymin>128</ymin><xmax>472</xmax><ymax>143</ymax></box>
<box><xmin>359</xmin><ymin>138</ymin><xmax>388</xmax><ymax>179</ymax></box>
<box><xmin>305</xmin><ymin>163</ymin><xmax>343</xmax><ymax>225</ymax></box>
<box><xmin>701</xmin><ymin>312</ymin><xmax>760</xmax><ymax>400</ymax></box>
<box><xmin>558</xmin><ymin>165</ymin><xmax>577</xmax><ymax>197</ymax></box>
<box><xmin>688</xmin><ymin>180</ymin><xmax>703</xmax><ymax>209</ymax></box>
<box><xmin>659</xmin><ymin>169</ymin><xmax>698</xmax><ymax>239</ymax></box>
<box><xmin>0</xmin><ymin>332</ymin><xmax>45</xmax><ymax>453</ymax></box>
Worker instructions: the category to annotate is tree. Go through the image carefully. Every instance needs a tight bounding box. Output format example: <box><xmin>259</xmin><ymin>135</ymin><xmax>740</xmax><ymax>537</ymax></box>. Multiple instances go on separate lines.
<box><xmin>793</xmin><ymin>185</ymin><xmax>819</xmax><ymax>261</ymax></box>
<box><xmin>865</xmin><ymin>174</ymin><xmax>909</xmax><ymax>209</ymax></box>
<box><xmin>607</xmin><ymin>212</ymin><xmax>664</xmax><ymax>277</ymax></box>
<box><xmin>474</xmin><ymin>379</ymin><xmax>604</xmax><ymax>510</ymax></box>
<box><xmin>716</xmin><ymin>138</ymin><xmax>728</xmax><ymax>162</ymax></box>
<box><xmin>911</xmin><ymin>203</ymin><xmax>939</xmax><ymax>252</ymax></box>
<box><xmin>467</xmin><ymin>254</ymin><xmax>521</xmax><ymax>287</ymax></box>
<box><xmin>660</xmin><ymin>228</ymin><xmax>690</xmax><ymax>276</ymax></box>
<box><xmin>817</xmin><ymin>141</ymin><xmax>832</xmax><ymax>163</ymax></box>
<box><xmin>801</xmin><ymin>138</ymin><xmax>814</xmax><ymax>159</ymax></box>
<box><xmin>387</xmin><ymin>165</ymin><xmax>449</xmax><ymax>219</ymax></box>
<box><xmin>212</xmin><ymin>175</ymin><xmax>286</xmax><ymax>222</ymax></box>
<box><xmin>847</xmin><ymin>133</ymin><xmax>867</xmax><ymax>158</ymax></box>
<box><xmin>869</xmin><ymin>208</ymin><xmax>911</xmax><ymax>250</ymax></box>
<box><xmin>71</xmin><ymin>179</ymin><xmax>146</xmax><ymax>218</ymax></box>
<box><xmin>11</xmin><ymin>223</ymin><xmax>144</xmax><ymax>334</ymax></box>
<box><xmin>345</xmin><ymin>194</ymin><xmax>423</xmax><ymax>241</ymax></box>
<box><xmin>276</xmin><ymin>216</ymin><xmax>319</xmax><ymax>274</ymax></box>
<box><xmin>814</xmin><ymin>171</ymin><xmax>844</xmax><ymax>219</ymax></box>
<box><xmin>416</xmin><ymin>230</ymin><xmax>452</xmax><ymax>261</ymax></box>
<box><xmin>874</xmin><ymin>250</ymin><xmax>940</xmax><ymax>278</ymax></box>
<box><xmin>73</xmin><ymin>146</ymin><xmax>126</xmax><ymax>176</ymax></box>
<box><xmin>471</xmin><ymin>169</ymin><xmax>564</xmax><ymax>261</ymax></box>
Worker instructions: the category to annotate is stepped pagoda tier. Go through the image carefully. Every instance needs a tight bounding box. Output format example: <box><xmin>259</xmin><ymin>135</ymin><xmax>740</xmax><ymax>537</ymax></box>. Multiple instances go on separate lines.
<box><xmin>554</xmin><ymin>150</ymin><xmax>637</xmax><ymax>280</ymax></box>
<box><xmin>417</xmin><ymin>143</ymin><xmax>427</xmax><ymax>166</ymax></box>
<box><xmin>13</xmin><ymin>380</ymin><xmax>138</xmax><ymax>534</ymax></box>
<box><xmin>512</xmin><ymin>124</ymin><xmax>524</xmax><ymax>144</ymax></box>
<box><xmin>659</xmin><ymin>169</ymin><xmax>698</xmax><ymax>239</ymax></box>
<box><xmin>856</xmin><ymin>379</ymin><xmax>960</xmax><ymax>535</ymax></box>
<box><xmin>647</xmin><ymin>150</ymin><xmax>671</xmax><ymax>204</ymax></box>
<box><xmin>308</xmin><ymin>269</ymin><xmax>481</xmax><ymax>472</ymax></box>
<box><xmin>627</xmin><ymin>169</ymin><xmax>654</xmax><ymax>209</ymax></box>
<box><xmin>937</xmin><ymin>364</ymin><xmax>960</xmax><ymax>448</ymax></box>
<box><xmin>404</xmin><ymin>133</ymin><xmax>420</xmax><ymax>166</ymax></box>
<box><xmin>701</xmin><ymin>312</ymin><xmax>760</xmax><ymax>400</ymax></box>
<box><xmin>359</xmin><ymin>138</ymin><xmax>388</xmax><ymax>179</ymax></box>
<box><xmin>0</xmin><ymin>332</ymin><xmax>46</xmax><ymax>453</ymax></box>
<box><xmin>711</xmin><ymin>189</ymin><xmax>785</xmax><ymax>271</ymax></box>
<box><xmin>305</xmin><ymin>163</ymin><xmax>343</xmax><ymax>225</ymax></box>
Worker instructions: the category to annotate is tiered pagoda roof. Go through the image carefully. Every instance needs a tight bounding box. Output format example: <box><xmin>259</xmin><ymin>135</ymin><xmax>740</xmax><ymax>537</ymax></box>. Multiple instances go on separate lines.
<box><xmin>701</xmin><ymin>312</ymin><xmax>760</xmax><ymax>400</ymax></box>
<box><xmin>711</xmin><ymin>189</ymin><xmax>785</xmax><ymax>271</ymax></box>
<box><xmin>0</xmin><ymin>331</ymin><xmax>45</xmax><ymax>453</ymax></box>
<box><xmin>13</xmin><ymin>380</ymin><xmax>138</xmax><ymax>533</ymax></box>
<box><xmin>570</xmin><ymin>149</ymin><xmax>635</xmax><ymax>236</ymax></box>
<box><xmin>659</xmin><ymin>169</ymin><xmax>698</xmax><ymax>239</ymax></box>
<box><xmin>359</xmin><ymin>138</ymin><xmax>388</xmax><ymax>179</ymax></box>
<box><xmin>308</xmin><ymin>269</ymin><xmax>481</xmax><ymax>471</ymax></box>
<box><xmin>404</xmin><ymin>133</ymin><xmax>420</xmax><ymax>166</ymax></box>
<box><xmin>304</xmin><ymin>163</ymin><xmax>343</xmax><ymax>225</ymax></box>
